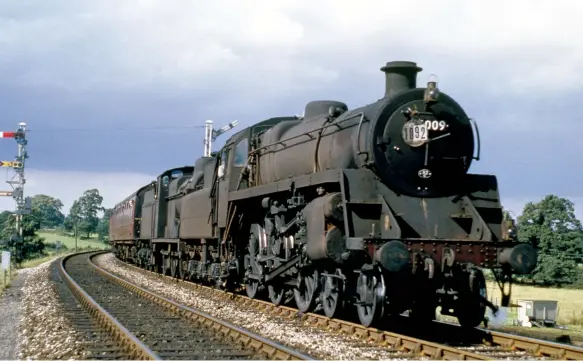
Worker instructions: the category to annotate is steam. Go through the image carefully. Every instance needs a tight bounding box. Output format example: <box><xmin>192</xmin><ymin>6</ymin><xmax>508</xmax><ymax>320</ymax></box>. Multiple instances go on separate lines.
<box><xmin>486</xmin><ymin>306</ymin><xmax>509</xmax><ymax>327</ymax></box>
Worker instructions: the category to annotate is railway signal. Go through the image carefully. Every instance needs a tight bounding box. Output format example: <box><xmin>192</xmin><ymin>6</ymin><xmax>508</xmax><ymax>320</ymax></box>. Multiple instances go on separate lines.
<box><xmin>1</xmin><ymin>121</ymin><xmax>29</xmax><ymax>263</ymax></box>
<box><xmin>0</xmin><ymin>132</ymin><xmax>15</xmax><ymax>138</ymax></box>
<box><xmin>0</xmin><ymin>160</ymin><xmax>23</xmax><ymax>168</ymax></box>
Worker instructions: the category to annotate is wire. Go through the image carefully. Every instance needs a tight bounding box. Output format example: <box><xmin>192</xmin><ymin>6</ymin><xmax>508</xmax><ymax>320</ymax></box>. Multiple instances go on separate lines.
<box><xmin>25</xmin><ymin>125</ymin><xmax>207</xmax><ymax>132</ymax></box>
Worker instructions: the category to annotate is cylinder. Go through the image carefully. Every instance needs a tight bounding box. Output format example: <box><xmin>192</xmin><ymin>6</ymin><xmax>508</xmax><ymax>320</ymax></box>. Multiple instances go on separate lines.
<box><xmin>306</xmin><ymin>225</ymin><xmax>346</xmax><ymax>264</ymax></box>
<box><xmin>380</xmin><ymin>61</ymin><xmax>423</xmax><ymax>98</ymax></box>
<box><xmin>498</xmin><ymin>243</ymin><xmax>538</xmax><ymax>275</ymax></box>
<box><xmin>374</xmin><ymin>240</ymin><xmax>410</xmax><ymax>272</ymax></box>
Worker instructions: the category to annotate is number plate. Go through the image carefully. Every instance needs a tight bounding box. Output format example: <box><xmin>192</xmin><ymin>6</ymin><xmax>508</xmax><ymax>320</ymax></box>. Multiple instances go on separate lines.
<box><xmin>402</xmin><ymin>122</ymin><xmax>428</xmax><ymax>147</ymax></box>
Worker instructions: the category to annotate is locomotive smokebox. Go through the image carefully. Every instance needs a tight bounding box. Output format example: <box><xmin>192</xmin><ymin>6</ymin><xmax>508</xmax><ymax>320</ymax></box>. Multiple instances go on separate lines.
<box><xmin>380</xmin><ymin>61</ymin><xmax>423</xmax><ymax>98</ymax></box>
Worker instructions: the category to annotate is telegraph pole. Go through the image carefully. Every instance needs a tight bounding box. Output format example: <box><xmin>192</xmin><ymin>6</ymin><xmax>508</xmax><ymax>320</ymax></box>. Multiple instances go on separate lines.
<box><xmin>0</xmin><ymin>122</ymin><xmax>31</xmax><ymax>261</ymax></box>
<box><xmin>203</xmin><ymin>119</ymin><xmax>239</xmax><ymax>157</ymax></box>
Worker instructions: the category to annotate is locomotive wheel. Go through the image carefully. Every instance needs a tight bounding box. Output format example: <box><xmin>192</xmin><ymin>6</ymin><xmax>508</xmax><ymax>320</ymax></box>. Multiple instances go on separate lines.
<box><xmin>355</xmin><ymin>269</ymin><xmax>385</xmax><ymax>327</ymax></box>
<box><xmin>322</xmin><ymin>269</ymin><xmax>345</xmax><ymax>319</ymax></box>
<box><xmin>246</xmin><ymin>280</ymin><xmax>259</xmax><ymax>298</ymax></box>
<box><xmin>178</xmin><ymin>260</ymin><xmax>187</xmax><ymax>280</ymax></box>
<box><xmin>456</xmin><ymin>268</ymin><xmax>487</xmax><ymax>328</ymax></box>
<box><xmin>294</xmin><ymin>269</ymin><xmax>319</xmax><ymax>313</ymax></box>
<box><xmin>410</xmin><ymin>299</ymin><xmax>436</xmax><ymax>323</ymax></box>
<box><xmin>170</xmin><ymin>257</ymin><xmax>179</xmax><ymax>278</ymax></box>
<box><xmin>245</xmin><ymin>226</ymin><xmax>264</xmax><ymax>299</ymax></box>
<box><xmin>268</xmin><ymin>260</ymin><xmax>285</xmax><ymax>306</ymax></box>
<box><xmin>160</xmin><ymin>255</ymin><xmax>168</xmax><ymax>275</ymax></box>
<box><xmin>410</xmin><ymin>276</ymin><xmax>437</xmax><ymax>323</ymax></box>
<box><xmin>244</xmin><ymin>255</ymin><xmax>262</xmax><ymax>299</ymax></box>
<box><xmin>268</xmin><ymin>284</ymin><xmax>285</xmax><ymax>306</ymax></box>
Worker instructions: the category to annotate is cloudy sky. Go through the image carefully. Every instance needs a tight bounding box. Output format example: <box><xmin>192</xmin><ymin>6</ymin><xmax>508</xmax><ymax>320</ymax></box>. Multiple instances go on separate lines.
<box><xmin>0</xmin><ymin>0</ymin><xmax>581</xmax><ymax>220</ymax></box>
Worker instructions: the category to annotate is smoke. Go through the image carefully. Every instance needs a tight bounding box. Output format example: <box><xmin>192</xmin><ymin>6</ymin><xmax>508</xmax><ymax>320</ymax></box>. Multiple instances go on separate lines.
<box><xmin>486</xmin><ymin>306</ymin><xmax>509</xmax><ymax>327</ymax></box>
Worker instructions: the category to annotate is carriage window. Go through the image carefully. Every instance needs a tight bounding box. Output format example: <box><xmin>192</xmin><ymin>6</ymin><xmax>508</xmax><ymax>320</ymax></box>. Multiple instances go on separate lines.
<box><xmin>233</xmin><ymin>138</ymin><xmax>248</xmax><ymax>167</ymax></box>
<box><xmin>162</xmin><ymin>175</ymin><xmax>169</xmax><ymax>188</ymax></box>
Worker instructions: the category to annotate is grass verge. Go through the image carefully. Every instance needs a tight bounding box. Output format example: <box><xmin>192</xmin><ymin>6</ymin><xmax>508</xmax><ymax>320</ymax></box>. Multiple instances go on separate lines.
<box><xmin>1</xmin><ymin>232</ymin><xmax>109</xmax><ymax>294</ymax></box>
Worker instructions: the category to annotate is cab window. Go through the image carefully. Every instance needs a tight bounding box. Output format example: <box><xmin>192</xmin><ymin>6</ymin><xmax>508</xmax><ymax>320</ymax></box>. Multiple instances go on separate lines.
<box><xmin>233</xmin><ymin>138</ymin><xmax>248</xmax><ymax>167</ymax></box>
<box><xmin>218</xmin><ymin>149</ymin><xmax>228</xmax><ymax>179</ymax></box>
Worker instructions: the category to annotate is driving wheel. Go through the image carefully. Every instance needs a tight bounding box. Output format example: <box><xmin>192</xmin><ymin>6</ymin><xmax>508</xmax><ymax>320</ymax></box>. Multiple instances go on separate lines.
<box><xmin>294</xmin><ymin>268</ymin><xmax>319</xmax><ymax>313</ymax></box>
<box><xmin>322</xmin><ymin>269</ymin><xmax>345</xmax><ymax>318</ymax></box>
<box><xmin>268</xmin><ymin>260</ymin><xmax>285</xmax><ymax>305</ymax></box>
<box><xmin>244</xmin><ymin>254</ymin><xmax>262</xmax><ymax>299</ymax></box>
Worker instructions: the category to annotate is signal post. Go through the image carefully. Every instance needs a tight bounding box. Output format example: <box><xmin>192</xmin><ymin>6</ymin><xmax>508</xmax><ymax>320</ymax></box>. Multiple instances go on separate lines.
<box><xmin>0</xmin><ymin>122</ymin><xmax>31</xmax><ymax>262</ymax></box>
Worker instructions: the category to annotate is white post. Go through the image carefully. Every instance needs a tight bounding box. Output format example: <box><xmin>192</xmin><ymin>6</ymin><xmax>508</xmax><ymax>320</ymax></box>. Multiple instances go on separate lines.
<box><xmin>204</xmin><ymin>120</ymin><xmax>213</xmax><ymax>157</ymax></box>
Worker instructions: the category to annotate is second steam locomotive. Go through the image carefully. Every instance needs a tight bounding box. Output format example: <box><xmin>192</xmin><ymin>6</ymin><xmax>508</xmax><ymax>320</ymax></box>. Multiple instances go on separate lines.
<box><xmin>109</xmin><ymin>61</ymin><xmax>537</xmax><ymax>328</ymax></box>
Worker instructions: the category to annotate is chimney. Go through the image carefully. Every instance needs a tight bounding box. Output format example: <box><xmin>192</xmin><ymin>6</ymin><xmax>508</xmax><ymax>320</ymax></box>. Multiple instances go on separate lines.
<box><xmin>380</xmin><ymin>61</ymin><xmax>423</xmax><ymax>98</ymax></box>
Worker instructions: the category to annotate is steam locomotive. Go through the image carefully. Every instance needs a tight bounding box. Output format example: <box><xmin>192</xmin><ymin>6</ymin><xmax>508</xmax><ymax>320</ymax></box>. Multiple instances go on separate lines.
<box><xmin>109</xmin><ymin>61</ymin><xmax>537</xmax><ymax>328</ymax></box>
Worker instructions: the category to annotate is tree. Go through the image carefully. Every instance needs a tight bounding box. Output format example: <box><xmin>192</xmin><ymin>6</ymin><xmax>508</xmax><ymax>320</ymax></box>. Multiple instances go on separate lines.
<box><xmin>0</xmin><ymin>211</ymin><xmax>12</xmax><ymax>231</ymax></box>
<box><xmin>65</xmin><ymin>200</ymin><xmax>83</xmax><ymax>242</ymax></box>
<box><xmin>66</xmin><ymin>189</ymin><xmax>104</xmax><ymax>239</ymax></box>
<box><xmin>30</xmin><ymin>194</ymin><xmax>65</xmax><ymax>229</ymax></box>
<box><xmin>96</xmin><ymin>208</ymin><xmax>112</xmax><ymax>242</ymax></box>
<box><xmin>78</xmin><ymin>189</ymin><xmax>104</xmax><ymax>238</ymax></box>
<box><xmin>517</xmin><ymin>195</ymin><xmax>583</xmax><ymax>285</ymax></box>
<box><xmin>0</xmin><ymin>211</ymin><xmax>45</xmax><ymax>263</ymax></box>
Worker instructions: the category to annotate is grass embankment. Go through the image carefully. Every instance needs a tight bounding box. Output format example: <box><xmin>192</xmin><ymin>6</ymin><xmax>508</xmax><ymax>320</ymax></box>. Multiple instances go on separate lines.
<box><xmin>1</xmin><ymin>232</ymin><xmax>109</xmax><ymax>294</ymax></box>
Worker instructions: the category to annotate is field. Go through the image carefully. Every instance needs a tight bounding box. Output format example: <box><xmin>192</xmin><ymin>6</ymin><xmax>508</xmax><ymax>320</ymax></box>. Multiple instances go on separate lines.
<box><xmin>39</xmin><ymin>231</ymin><xmax>109</xmax><ymax>251</ymax></box>
<box><xmin>435</xmin><ymin>279</ymin><xmax>583</xmax><ymax>343</ymax></box>
<box><xmin>485</xmin><ymin>281</ymin><xmax>583</xmax><ymax>326</ymax></box>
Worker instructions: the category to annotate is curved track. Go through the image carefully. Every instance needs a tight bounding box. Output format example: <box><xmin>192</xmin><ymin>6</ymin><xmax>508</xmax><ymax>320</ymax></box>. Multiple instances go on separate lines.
<box><xmin>60</xmin><ymin>251</ymin><xmax>313</xmax><ymax>360</ymax></box>
<box><xmin>106</xmin><ymin>252</ymin><xmax>583</xmax><ymax>360</ymax></box>
<box><xmin>52</xmin><ymin>251</ymin><xmax>134</xmax><ymax>359</ymax></box>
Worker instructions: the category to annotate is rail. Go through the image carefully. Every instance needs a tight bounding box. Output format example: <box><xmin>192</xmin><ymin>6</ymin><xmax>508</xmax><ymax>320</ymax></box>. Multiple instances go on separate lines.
<box><xmin>112</xmin><ymin>253</ymin><xmax>583</xmax><ymax>360</ymax></box>
<box><xmin>58</xmin><ymin>251</ymin><xmax>159</xmax><ymax>360</ymax></box>
<box><xmin>85</xmin><ymin>252</ymin><xmax>312</xmax><ymax>360</ymax></box>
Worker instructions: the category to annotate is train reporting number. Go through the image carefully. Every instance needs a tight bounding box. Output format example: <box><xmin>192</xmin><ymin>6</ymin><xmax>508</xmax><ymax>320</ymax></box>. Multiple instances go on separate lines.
<box><xmin>402</xmin><ymin>120</ymin><xmax>448</xmax><ymax>147</ymax></box>
<box><xmin>424</xmin><ymin>120</ymin><xmax>447</xmax><ymax>131</ymax></box>
<box><xmin>402</xmin><ymin>122</ymin><xmax>428</xmax><ymax>147</ymax></box>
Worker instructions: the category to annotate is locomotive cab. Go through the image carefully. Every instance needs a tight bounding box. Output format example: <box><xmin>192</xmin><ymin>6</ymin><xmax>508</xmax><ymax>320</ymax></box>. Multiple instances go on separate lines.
<box><xmin>214</xmin><ymin>116</ymin><xmax>300</xmax><ymax>230</ymax></box>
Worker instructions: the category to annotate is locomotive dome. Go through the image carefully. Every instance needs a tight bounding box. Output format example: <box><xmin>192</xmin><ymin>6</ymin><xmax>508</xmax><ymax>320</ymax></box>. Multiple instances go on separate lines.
<box><xmin>368</xmin><ymin>60</ymin><xmax>477</xmax><ymax>197</ymax></box>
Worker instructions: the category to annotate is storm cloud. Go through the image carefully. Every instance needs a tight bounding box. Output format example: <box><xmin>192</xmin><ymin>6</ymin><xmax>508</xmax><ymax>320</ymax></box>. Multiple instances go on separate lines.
<box><xmin>0</xmin><ymin>0</ymin><xmax>581</xmax><ymax>218</ymax></box>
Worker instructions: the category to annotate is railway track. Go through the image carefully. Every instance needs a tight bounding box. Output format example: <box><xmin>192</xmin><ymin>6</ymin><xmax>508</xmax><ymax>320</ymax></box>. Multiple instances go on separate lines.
<box><xmin>59</xmin><ymin>251</ymin><xmax>313</xmax><ymax>360</ymax></box>
<box><xmin>51</xmin><ymin>252</ymin><xmax>133</xmax><ymax>359</ymax></box>
<box><xmin>98</xmin><ymin>252</ymin><xmax>583</xmax><ymax>360</ymax></box>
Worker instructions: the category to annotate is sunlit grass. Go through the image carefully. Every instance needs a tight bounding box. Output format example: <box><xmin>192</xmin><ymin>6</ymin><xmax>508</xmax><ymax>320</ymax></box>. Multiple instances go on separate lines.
<box><xmin>39</xmin><ymin>232</ymin><xmax>109</xmax><ymax>251</ymax></box>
